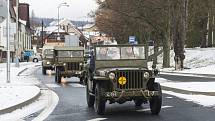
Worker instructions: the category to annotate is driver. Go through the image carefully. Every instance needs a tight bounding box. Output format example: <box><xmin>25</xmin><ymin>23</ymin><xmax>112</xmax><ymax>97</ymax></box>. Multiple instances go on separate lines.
<box><xmin>122</xmin><ymin>47</ymin><xmax>135</xmax><ymax>59</ymax></box>
<box><xmin>97</xmin><ymin>47</ymin><xmax>111</xmax><ymax>60</ymax></box>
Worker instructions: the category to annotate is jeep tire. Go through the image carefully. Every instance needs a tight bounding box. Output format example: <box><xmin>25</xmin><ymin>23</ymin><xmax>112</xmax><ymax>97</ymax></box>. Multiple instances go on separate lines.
<box><xmin>42</xmin><ymin>67</ymin><xmax>46</xmax><ymax>75</ymax></box>
<box><xmin>55</xmin><ymin>67</ymin><xmax>62</xmax><ymax>83</ymax></box>
<box><xmin>95</xmin><ymin>83</ymin><xmax>106</xmax><ymax>115</ymax></box>
<box><xmin>86</xmin><ymin>80</ymin><xmax>95</xmax><ymax>107</ymax></box>
<box><xmin>149</xmin><ymin>82</ymin><xmax>162</xmax><ymax>115</ymax></box>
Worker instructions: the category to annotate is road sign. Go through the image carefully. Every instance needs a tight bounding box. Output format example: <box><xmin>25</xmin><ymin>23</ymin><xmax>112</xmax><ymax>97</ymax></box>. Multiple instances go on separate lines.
<box><xmin>129</xmin><ymin>36</ymin><xmax>136</xmax><ymax>43</ymax></box>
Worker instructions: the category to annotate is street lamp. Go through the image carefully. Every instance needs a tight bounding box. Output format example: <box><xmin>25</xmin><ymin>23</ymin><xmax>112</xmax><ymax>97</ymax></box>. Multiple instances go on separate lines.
<box><xmin>57</xmin><ymin>2</ymin><xmax>69</xmax><ymax>41</ymax></box>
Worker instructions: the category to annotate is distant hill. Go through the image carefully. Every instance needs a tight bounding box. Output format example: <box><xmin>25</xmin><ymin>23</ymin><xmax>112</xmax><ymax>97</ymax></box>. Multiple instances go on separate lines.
<box><xmin>30</xmin><ymin>17</ymin><xmax>93</xmax><ymax>28</ymax></box>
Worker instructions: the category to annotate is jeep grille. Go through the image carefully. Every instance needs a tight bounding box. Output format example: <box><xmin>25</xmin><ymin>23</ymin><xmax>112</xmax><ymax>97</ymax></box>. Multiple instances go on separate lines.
<box><xmin>67</xmin><ymin>62</ymin><xmax>80</xmax><ymax>70</ymax></box>
<box><xmin>115</xmin><ymin>70</ymin><xmax>148</xmax><ymax>90</ymax></box>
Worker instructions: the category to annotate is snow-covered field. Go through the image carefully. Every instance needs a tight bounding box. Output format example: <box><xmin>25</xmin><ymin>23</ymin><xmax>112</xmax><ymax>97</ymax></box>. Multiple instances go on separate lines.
<box><xmin>153</xmin><ymin>48</ymin><xmax>215</xmax><ymax>108</ymax></box>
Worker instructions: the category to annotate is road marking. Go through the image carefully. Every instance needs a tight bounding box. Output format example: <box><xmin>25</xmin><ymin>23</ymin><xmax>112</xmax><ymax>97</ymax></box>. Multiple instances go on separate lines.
<box><xmin>136</xmin><ymin>105</ymin><xmax>173</xmax><ymax>112</ymax></box>
<box><xmin>165</xmin><ymin>96</ymin><xmax>173</xmax><ymax>99</ymax></box>
<box><xmin>46</xmin><ymin>84</ymin><xmax>61</xmax><ymax>88</ymax></box>
<box><xmin>87</xmin><ymin>118</ymin><xmax>107</xmax><ymax>121</ymax></box>
<box><xmin>70</xmin><ymin>83</ymin><xmax>85</xmax><ymax>88</ymax></box>
<box><xmin>32</xmin><ymin>90</ymin><xmax>59</xmax><ymax>121</ymax></box>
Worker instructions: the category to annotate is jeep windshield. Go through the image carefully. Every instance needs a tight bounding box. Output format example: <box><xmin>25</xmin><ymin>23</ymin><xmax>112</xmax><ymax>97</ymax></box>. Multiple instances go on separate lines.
<box><xmin>57</xmin><ymin>51</ymin><xmax>83</xmax><ymax>58</ymax></box>
<box><xmin>44</xmin><ymin>49</ymin><xmax>54</xmax><ymax>58</ymax></box>
<box><xmin>96</xmin><ymin>46</ymin><xmax>145</xmax><ymax>60</ymax></box>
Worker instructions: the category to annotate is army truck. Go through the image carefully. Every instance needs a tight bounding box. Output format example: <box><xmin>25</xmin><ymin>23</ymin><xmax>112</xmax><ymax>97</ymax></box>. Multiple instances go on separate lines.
<box><xmin>86</xmin><ymin>44</ymin><xmax>161</xmax><ymax>115</ymax></box>
<box><xmin>42</xmin><ymin>45</ymin><xmax>54</xmax><ymax>75</ymax></box>
<box><xmin>54</xmin><ymin>46</ymin><xmax>86</xmax><ymax>83</ymax></box>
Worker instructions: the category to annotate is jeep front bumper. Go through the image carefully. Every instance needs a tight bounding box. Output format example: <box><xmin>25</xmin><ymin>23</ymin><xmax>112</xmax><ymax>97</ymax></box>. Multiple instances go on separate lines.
<box><xmin>105</xmin><ymin>90</ymin><xmax>159</xmax><ymax>98</ymax></box>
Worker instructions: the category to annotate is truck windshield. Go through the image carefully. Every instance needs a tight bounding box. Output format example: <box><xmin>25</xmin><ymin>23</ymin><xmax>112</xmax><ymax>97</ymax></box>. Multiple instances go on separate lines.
<box><xmin>44</xmin><ymin>49</ymin><xmax>54</xmax><ymax>58</ymax></box>
<box><xmin>58</xmin><ymin>51</ymin><xmax>83</xmax><ymax>58</ymax></box>
<box><xmin>96</xmin><ymin>46</ymin><xmax>145</xmax><ymax>60</ymax></box>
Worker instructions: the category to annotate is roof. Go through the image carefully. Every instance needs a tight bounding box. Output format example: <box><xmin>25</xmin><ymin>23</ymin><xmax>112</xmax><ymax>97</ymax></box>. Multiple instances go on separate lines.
<box><xmin>49</xmin><ymin>18</ymin><xmax>75</xmax><ymax>27</ymax></box>
<box><xmin>45</xmin><ymin>26</ymin><xmax>65</xmax><ymax>34</ymax></box>
<box><xmin>54</xmin><ymin>46</ymin><xmax>84</xmax><ymax>51</ymax></box>
<box><xmin>83</xmin><ymin>24</ymin><xmax>95</xmax><ymax>29</ymax></box>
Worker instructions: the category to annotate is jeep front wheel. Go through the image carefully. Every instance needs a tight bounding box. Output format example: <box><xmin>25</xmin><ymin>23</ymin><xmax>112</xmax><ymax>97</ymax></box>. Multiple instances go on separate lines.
<box><xmin>94</xmin><ymin>83</ymin><xmax>106</xmax><ymax>115</ymax></box>
<box><xmin>149</xmin><ymin>83</ymin><xmax>162</xmax><ymax>115</ymax></box>
<box><xmin>42</xmin><ymin>67</ymin><xmax>46</xmax><ymax>75</ymax></box>
<box><xmin>86</xmin><ymin>80</ymin><xmax>95</xmax><ymax>107</ymax></box>
<box><xmin>55</xmin><ymin>67</ymin><xmax>62</xmax><ymax>83</ymax></box>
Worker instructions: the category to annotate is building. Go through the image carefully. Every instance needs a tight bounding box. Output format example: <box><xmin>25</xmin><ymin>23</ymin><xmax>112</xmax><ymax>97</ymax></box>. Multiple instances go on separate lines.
<box><xmin>82</xmin><ymin>23</ymin><xmax>114</xmax><ymax>45</ymax></box>
<box><xmin>35</xmin><ymin>18</ymin><xmax>87</xmax><ymax>47</ymax></box>
<box><xmin>0</xmin><ymin>0</ymin><xmax>32</xmax><ymax>62</ymax></box>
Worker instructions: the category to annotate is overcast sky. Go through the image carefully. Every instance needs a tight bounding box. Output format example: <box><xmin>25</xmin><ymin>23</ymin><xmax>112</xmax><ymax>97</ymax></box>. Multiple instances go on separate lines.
<box><xmin>19</xmin><ymin>0</ymin><xmax>98</xmax><ymax>21</ymax></box>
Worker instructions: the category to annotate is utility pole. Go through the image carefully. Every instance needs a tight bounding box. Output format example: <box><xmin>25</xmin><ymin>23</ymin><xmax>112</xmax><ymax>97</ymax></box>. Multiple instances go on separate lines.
<box><xmin>41</xmin><ymin>20</ymin><xmax>44</xmax><ymax>47</ymax></box>
<box><xmin>15</xmin><ymin>0</ymin><xmax>19</xmax><ymax>67</ymax></box>
<box><xmin>6</xmin><ymin>0</ymin><xmax>10</xmax><ymax>83</ymax></box>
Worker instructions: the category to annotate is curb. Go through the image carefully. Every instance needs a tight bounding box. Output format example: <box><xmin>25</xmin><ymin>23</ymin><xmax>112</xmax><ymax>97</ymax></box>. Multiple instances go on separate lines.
<box><xmin>17</xmin><ymin>68</ymin><xmax>28</xmax><ymax>76</ymax></box>
<box><xmin>161</xmin><ymin>71</ymin><xmax>215</xmax><ymax>78</ymax></box>
<box><xmin>0</xmin><ymin>86</ymin><xmax>41</xmax><ymax>115</ymax></box>
<box><xmin>162</xmin><ymin>86</ymin><xmax>215</xmax><ymax>96</ymax></box>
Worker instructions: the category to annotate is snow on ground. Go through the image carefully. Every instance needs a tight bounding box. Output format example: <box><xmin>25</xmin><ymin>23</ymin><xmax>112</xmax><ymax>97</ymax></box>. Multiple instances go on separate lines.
<box><xmin>151</xmin><ymin>48</ymin><xmax>215</xmax><ymax>108</ymax></box>
<box><xmin>156</xmin><ymin>48</ymin><xmax>215</xmax><ymax>75</ymax></box>
<box><xmin>0</xmin><ymin>62</ymin><xmax>49</xmax><ymax>120</ymax></box>
<box><xmin>163</xmin><ymin>91</ymin><xmax>215</xmax><ymax>107</ymax></box>
<box><xmin>0</xmin><ymin>86</ymin><xmax>40</xmax><ymax>111</ymax></box>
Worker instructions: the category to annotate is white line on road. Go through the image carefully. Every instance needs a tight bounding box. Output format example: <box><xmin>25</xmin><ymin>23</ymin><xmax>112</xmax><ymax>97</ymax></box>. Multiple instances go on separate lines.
<box><xmin>70</xmin><ymin>83</ymin><xmax>85</xmax><ymax>88</ymax></box>
<box><xmin>165</xmin><ymin>96</ymin><xmax>173</xmax><ymax>99</ymax></box>
<box><xmin>136</xmin><ymin>105</ymin><xmax>173</xmax><ymax>112</ymax></box>
<box><xmin>87</xmin><ymin>118</ymin><xmax>107</xmax><ymax>121</ymax></box>
<box><xmin>45</xmin><ymin>84</ymin><xmax>61</xmax><ymax>88</ymax></box>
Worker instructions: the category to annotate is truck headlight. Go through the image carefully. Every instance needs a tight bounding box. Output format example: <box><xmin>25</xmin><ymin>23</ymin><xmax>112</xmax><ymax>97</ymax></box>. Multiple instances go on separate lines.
<box><xmin>46</xmin><ymin>61</ymin><xmax>50</xmax><ymax>65</ymax></box>
<box><xmin>143</xmin><ymin>72</ymin><xmax>150</xmax><ymax>80</ymax></box>
<box><xmin>63</xmin><ymin>63</ymin><xmax>66</xmax><ymax>66</ymax></box>
<box><xmin>109</xmin><ymin>73</ymin><xmax>115</xmax><ymax>80</ymax></box>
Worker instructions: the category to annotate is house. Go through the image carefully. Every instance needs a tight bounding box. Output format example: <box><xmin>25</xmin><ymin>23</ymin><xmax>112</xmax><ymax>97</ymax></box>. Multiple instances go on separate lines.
<box><xmin>0</xmin><ymin>0</ymin><xmax>17</xmax><ymax>62</ymax></box>
<box><xmin>0</xmin><ymin>0</ymin><xmax>32</xmax><ymax>62</ymax></box>
<box><xmin>82</xmin><ymin>23</ymin><xmax>114</xmax><ymax>45</ymax></box>
<box><xmin>38</xmin><ymin>18</ymin><xmax>87</xmax><ymax>47</ymax></box>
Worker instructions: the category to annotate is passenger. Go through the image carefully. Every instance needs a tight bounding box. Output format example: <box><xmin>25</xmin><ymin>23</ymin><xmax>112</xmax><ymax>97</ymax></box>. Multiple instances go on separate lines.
<box><xmin>97</xmin><ymin>47</ymin><xmax>110</xmax><ymax>60</ymax></box>
<box><xmin>121</xmin><ymin>47</ymin><xmax>135</xmax><ymax>59</ymax></box>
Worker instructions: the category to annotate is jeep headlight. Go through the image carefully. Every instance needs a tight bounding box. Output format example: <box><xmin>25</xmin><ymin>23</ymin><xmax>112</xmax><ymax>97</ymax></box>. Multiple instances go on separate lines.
<box><xmin>46</xmin><ymin>61</ymin><xmax>50</xmax><ymax>65</ymax></box>
<box><xmin>143</xmin><ymin>72</ymin><xmax>150</xmax><ymax>80</ymax></box>
<box><xmin>109</xmin><ymin>73</ymin><xmax>115</xmax><ymax>80</ymax></box>
<box><xmin>63</xmin><ymin>63</ymin><xmax>66</xmax><ymax>66</ymax></box>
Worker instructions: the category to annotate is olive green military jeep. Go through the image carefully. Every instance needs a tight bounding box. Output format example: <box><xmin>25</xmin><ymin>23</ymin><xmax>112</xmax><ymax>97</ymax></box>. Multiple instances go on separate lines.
<box><xmin>86</xmin><ymin>44</ymin><xmax>161</xmax><ymax>115</ymax></box>
<box><xmin>54</xmin><ymin>46</ymin><xmax>85</xmax><ymax>83</ymax></box>
<box><xmin>42</xmin><ymin>46</ymin><xmax>54</xmax><ymax>75</ymax></box>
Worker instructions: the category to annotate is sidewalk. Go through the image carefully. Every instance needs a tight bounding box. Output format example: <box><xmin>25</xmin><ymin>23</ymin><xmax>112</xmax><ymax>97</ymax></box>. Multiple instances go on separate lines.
<box><xmin>0</xmin><ymin>62</ymin><xmax>41</xmax><ymax>115</ymax></box>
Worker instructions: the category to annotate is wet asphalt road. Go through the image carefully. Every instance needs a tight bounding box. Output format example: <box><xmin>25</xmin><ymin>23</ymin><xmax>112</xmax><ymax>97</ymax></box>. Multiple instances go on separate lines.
<box><xmin>34</xmin><ymin>68</ymin><xmax>215</xmax><ymax>121</ymax></box>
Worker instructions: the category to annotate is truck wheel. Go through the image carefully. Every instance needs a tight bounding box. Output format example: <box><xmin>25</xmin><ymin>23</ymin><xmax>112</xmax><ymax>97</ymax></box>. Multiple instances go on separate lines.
<box><xmin>86</xmin><ymin>80</ymin><xmax>95</xmax><ymax>107</ymax></box>
<box><xmin>42</xmin><ymin>67</ymin><xmax>46</xmax><ymax>75</ymax></box>
<box><xmin>149</xmin><ymin>83</ymin><xmax>162</xmax><ymax>115</ymax></box>
<box><xmin>55</xmin><ymin>67</ymin><xmax>61</xmax><ymax>83</ymax></box>
<box><xmin>95</xmin><ymin>83</ymin><xmax>106</xmax><ymax>115</ymax></box>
